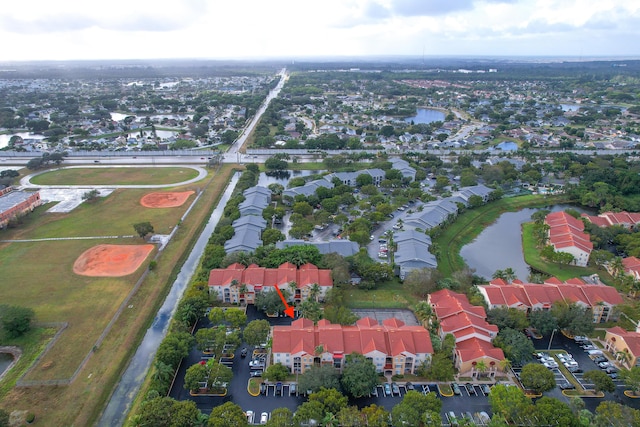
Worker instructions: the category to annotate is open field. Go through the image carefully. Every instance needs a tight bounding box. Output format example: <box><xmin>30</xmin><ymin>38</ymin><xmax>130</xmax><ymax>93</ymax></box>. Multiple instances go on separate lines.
<box><xmin>6</xmin><ymin>187</ymin><xmax>195</xmax><ymax>239</ymax></box>
<box><xmin>29</xmin><ymin>166</ymin><xmax>199</xmax><ymax>185</ymax></box>
<box><xmin>433</xmin><ymin>194</ymin><xmax>570</xmax><ymax>277</ymax></box>
<box><xmin>0</xmin><ymin>164</ymin><xmax>235</xmax><ymax>426</ymax></box>
<box><xmin>344</xmin><ymin>281</ymin><xmax>416</xmax><ymax>309</ymax></box>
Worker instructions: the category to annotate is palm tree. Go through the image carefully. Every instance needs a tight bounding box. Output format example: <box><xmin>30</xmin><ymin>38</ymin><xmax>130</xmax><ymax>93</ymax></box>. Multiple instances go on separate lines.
<box><xmin>475</xmin><ymin>360</ymin><xmax>488</xmax><ymax>379</ymax></box>
<box><xmin>309</xmin><ymin>283</ymin><xmax>321</xmax><ymax>302</ymax></box>
<box><xmin>288</xmin><ymin>281</ymin><xmax>298</xmax><ymax>302</ymax></box>
<box><xmin>503</xmin><ymin>267</ymin><xmax>517</xmax><ymax>283</ymax></box>
<box><xmin>153</xmin><ymin>361</ymin><xmax>175</xmax><ymax>384</ymax></box>
<box><xmin>610</xmin><ymin>256</ymin><xmax>625</xmax><ymax>280</ymax></box>
<box><xmin>498</xmin><ymin>358</ymin><xmax>512</xmax><ymax>373</ymax></box>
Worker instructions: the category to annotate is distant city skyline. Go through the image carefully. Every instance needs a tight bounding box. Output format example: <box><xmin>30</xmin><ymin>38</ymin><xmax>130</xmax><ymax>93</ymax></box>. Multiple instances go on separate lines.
<box><xmin>1</xmin><ymin>0</ymin><xmax>639</xmax><ymax>62</ymax></box>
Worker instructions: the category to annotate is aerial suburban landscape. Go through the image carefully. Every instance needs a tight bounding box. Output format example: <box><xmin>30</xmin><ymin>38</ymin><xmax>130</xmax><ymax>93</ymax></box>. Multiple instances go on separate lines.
<box><xmin>1</xmin><ymin>55</ymin><xmax>640</xmax><ymax>427</ymax></box>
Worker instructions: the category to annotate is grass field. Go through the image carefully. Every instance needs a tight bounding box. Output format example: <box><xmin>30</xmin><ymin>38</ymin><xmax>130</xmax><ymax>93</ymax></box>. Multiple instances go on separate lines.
<box><xmin>343</xmin><ymin>281</ymin><xmax>416</xmax><ymax>308</ymax></box>
<box><xmin>0</xmin><ymin>164</ymin><xmax>235</xmax><ymax>426</ymax></box>
<box><xmin>29</xmin><ymin>166</ymin><xmax>199</xmax><ymax>185</ymax></box>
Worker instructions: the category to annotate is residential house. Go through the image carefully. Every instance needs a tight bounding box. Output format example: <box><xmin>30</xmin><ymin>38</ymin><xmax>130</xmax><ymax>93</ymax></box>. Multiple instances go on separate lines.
<box><xmin>581</xmin><ymin>211</ymin><xmax>640</xmax><ymax>230</ymax></box>
<box><xmin>389</xmin><ymin>158</ymin><xmax>416</xmax><ymax>181</ymax></box>
<box><xmin>623</xmin><ymin>257</ymin><xmax>640</xmax><ymax>281</ymax></box>
<box><xmin>282</xmin><ymin>179</ymin><xmax>334</xmax><ymax>201</ymax></box>
<box><xmin>545</xmin><ymin>211</ymin><xmax>593</xmax><ymax>267</ymax></box>
<box><xmin>393</xmin><ymin>230</ymin><xmax>437</xmax><ymax>280</ymax></box>
<box><xmin>208</xmin><ymin>262</ymin><xmax>333</xmax><ymax>305</ymax></box>
<box><xmin>223</xmin><ymin>215</ymin><xmax>267</xmax><ymax>254</ymax></box>
<box><xmin>404</xmin><ymin>198</ymin><xmax>458</xmax><ymax>230</ymax></box>
<box><xmin>271</xmin><ymin>317</ymin><xmax>433</xmax><ymax>375</ymax></box>
<box><xmin>239</xmin><ymin>186</ymin><xmax>271</xmax><ymax>216</ymax></box>
<box><xmin>324</xmin><ymin>169</ymin><xmax>386</xmax><ymax>187</ymax></box>
<box><xmin>276</xmin><ymin>239</ymin><xmax>360</xmax><ymax>257</ymax></box>
<box><xmin>478</xmin><ymin>276</ymin><xmax>623</xmax><ymax>323</ymax></box>
<box><xmin>605</xmin><ymin>326</ymin><xmax>640</xmax><ymax>369</ymax></box>
<box><xmin>428</xmin><ymin>289</ymin><xmax>505</xmax><ymax>375</ymax></box>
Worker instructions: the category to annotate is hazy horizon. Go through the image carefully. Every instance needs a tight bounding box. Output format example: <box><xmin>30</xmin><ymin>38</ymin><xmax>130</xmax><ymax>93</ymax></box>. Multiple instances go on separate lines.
<box><xmin>1</xmin><ymin>1</ymin><xmax>638</xmax><ymax>62</ymax></box>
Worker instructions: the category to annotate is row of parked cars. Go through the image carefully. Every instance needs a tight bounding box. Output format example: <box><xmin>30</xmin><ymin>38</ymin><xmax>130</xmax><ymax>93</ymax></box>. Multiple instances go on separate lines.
<box><xmin>244</xmin><ymin>410</ymin><xmax>269</xmax><ymax>425</ymax></box>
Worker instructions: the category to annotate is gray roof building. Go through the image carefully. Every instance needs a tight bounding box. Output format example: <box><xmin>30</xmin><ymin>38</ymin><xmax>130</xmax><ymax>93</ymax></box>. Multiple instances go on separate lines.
<box><xmin>283</xmin><ymin>179</ymin><xmax>334</xmax><ymax>200</ymax></box>
<box><xmin>239</xmin><ymin>186</ymin><xmax>271</xmax><ymax>216</ymax></box>
<box><xmin>389</xmin><ymin>158</ymin><xmax>416</xmax><ymax>181</ymax></box>
<box><xmin>404</xmin><ymin>198</ymin><xmax>459</xmax><ymax>230</ymax></box>
<box><xmin>276</xmin><ymin>239</ymin><xmax>360</xmax><ymax>257</ymax></box>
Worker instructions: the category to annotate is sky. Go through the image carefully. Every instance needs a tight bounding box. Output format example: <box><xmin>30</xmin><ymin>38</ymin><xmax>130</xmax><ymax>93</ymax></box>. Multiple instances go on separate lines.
<box><xmin>1</xmin><ymin>0</ymin><xmax>639</xmax><ymax>62</ymax></box>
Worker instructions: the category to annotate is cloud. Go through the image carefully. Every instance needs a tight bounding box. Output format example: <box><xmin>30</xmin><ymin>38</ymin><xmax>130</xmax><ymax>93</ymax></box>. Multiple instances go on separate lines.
<box><xmin>0</xmin><ymin>0</ymin><xmax>207</xmax><ymax>34</ymax></box>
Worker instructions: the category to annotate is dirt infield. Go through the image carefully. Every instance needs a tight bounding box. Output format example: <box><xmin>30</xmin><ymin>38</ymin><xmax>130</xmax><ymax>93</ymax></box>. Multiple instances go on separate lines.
<box><xmin>140</xmin><ymin>191</ymin><xmax>195</xmax><ymax>208</ymax></box>
<box><xmin>73</xmin><ymin>244</ymin><xmax>155</xmax><ymax>277</ymax></box>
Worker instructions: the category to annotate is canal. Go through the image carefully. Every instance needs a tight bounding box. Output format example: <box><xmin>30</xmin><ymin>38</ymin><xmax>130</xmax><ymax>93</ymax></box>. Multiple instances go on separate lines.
<box><xmin>98</xmin><ymin>172</ymin><xmax>240</xmax><ymax>427</ymax></box>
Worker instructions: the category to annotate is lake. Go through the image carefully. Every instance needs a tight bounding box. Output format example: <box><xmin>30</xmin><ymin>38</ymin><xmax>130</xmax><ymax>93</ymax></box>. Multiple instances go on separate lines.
<box><xmin>404</xmin><ymin>108</ymin><xmax>445</xmax><ymax>124</ymax></box>
<box><xmin>0</xmin><ymin>132</ymin><xmax>45</xmax><ymax>149</ymax></box>
<box><xmin>460</xmin><ymin>204</ymin><xmax>592</xmax><ymax>281</ymax></box>
<box><xmin>256</xmin><ymin>170</ymin><xmax>325</xmax><ymax>187</ymax></box>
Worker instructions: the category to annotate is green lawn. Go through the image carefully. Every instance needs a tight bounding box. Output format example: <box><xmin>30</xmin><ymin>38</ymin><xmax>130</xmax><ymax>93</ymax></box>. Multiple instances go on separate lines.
<box><xmin>521</xmin><ymin>222</ymin><xmax>611</xmax><ymax>282</ymax></box>
<box><xmin>343</xmin><ymin>281</ymin><xmax>417</xmax><ymax>308</ymax></box>
<box><xmin>30</xmin><ymin>166</ymin><xmax>199</xmax><ymax>185</ymax></box>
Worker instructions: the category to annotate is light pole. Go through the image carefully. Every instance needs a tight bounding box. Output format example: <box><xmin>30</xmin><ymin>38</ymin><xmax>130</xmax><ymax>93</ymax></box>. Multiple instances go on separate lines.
<box><xmin>548</xmin><ymin>329</ymin><xmax>557</xmax><ymax>351</ymax></box>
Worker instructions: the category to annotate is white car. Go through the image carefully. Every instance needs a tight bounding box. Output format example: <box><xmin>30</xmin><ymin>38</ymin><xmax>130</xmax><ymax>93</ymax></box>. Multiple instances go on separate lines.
<box><xmin>260</xmin><ymin>412</ymin><xmax>269</xmax><ymax>424</ymax></box>
<box><xmin>543</xmin><ymin>361</ymin><xmax>558</xmax><ymax>369</ymax></box>
<box><xmin>246</xmin><ymin>411</ymin><xmax>254</xmax><ymax>424</ymax></box>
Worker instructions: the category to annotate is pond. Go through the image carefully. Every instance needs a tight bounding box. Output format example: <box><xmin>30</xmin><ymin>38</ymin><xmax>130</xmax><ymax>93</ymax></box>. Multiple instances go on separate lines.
<box><xmin>256</xmin><ymin>170</ymin><xmax>326</xmax><ymax>187</ymax></box>
<box><xmin>460</xmin><ymin>204</ymin><xmax>593</xmax><ymax>281</ymax></box>
<box><xmin>403</xmin><ymin>108</ymin><xmax>445</xmax><ymax>124</ymax></box>
<box><xmin>0</xmin><ymin>132</ymin><xmax>45</xmax><ymax>149</ymax></box>
<box><xmin>0</xmin><ymin>353</ymin><xmax>13</xmax><ymax>375</ymax></box>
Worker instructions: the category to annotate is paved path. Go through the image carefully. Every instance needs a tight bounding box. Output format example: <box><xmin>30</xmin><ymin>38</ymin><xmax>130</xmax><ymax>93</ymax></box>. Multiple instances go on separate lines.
<box><xmin>17</xmin><ymin>165</ymin><xmax>208</xmax><ymax>213</ymax></box>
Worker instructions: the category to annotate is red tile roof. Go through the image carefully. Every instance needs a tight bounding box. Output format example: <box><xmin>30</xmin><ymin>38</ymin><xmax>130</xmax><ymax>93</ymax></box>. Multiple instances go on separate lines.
<box><xmin>607</xmin><ymin>327</ymin><xmax>640</xmax><ymax>357</ymax></box>
<box><xmin>455</xmin><ymin>337</ymin><xmax>505</xmax><ymax>363</ymax></box>
<box><xmin>208</xmin><ymin>262</ymin><xmax>333</xmax><ymax>289</ymax></box>
<box><xmin>545</xmin><ymin>211</ymin><xmax>593</xmax><ymax>254</ymax></box>
<box><xmin>623</xmin><ymin>257</ymin><xmax>640</xmax><ymax>277</ymax></box>
<box><xmin>480</xmin><ymin>278</ymin><xmax>623</xmax><ymax>309</ymax></box>
<box><xmin>582</xmin><ymin>211</ymin><xmax>640</xmax><ymax>228</ymax></box>
<box><xmin>272</xmin><ymin>317</ymin><xmax>433</xmax><ymax>357</ymax></box>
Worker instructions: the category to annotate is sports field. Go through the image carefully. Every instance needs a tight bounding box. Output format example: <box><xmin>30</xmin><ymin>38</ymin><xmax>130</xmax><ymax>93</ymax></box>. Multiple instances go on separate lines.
<box><xmin>29</xmin><ymin>166</ymin><xmax>200</xmax><ymax>185</ymax></box>
<box><xmin>0</xmin><ymin>164</ymin><xmax>235</xmax><ymax>426</ymax></box>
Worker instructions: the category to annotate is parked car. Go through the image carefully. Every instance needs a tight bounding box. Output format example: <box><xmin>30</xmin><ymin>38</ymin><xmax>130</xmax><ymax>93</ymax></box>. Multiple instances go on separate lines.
<box><xmin>246</xmin><ymin>410</ymin><xmax>254</xmax><ymax>424</ymax></box>
<box><xmin>275</xmin><ymin>382</ymin><xmax>283</xmax><ymax>396</ymax></box>
<box><xmin>392</xmin><ymin>382</ymin><xmax>400</xmax><ymax>396</ymax></box>
<box><xmin>290</xmin><ymin>383</ymin><xmax>297</xmax><ymax>396</ymax></box>
<box><xmin>481</xmin><ymin>384</ymin><xmax>491</xmax><ymax>394</ymax></box>
<box><xmin>405</xmin><ymin>382</ymin><xmax>414</xmax><ymax>391</ymax></box>
<box><xmin>371</xmin><ymin>387</ymin><xmax>378</xmax><ymax>397</ymax></box>
<box><xmin>465</xmin><ymin>383</ymin><xmax>476</xmax><ymax>395</ymax></box>
<box><xmin>593</xmin><ymin>356</ymin><xmax>608</xmax><ymax>363</ymax></box>
<box><xmin>574</xmin><ymin>335</ymin><xmax>589</xmax><ymax>343</ymax></box>
<box><xmin>543</xmin><ymin>361</ymin><xmax>559</xmax><ymax>369</ymax></box>
<box><xmin>250</xmin><ymin>370</ymin><xmax>263</xmax><ymax>377</ymax></box>
<box><xmin>260</xmin><ymin>383</ymin><xmax>266</xmax><ymax>395</ymax></box>
<box><xmin>452</xmin><ymin>383</ymin><xmax>462</xmax><ymax>395</ymax></box>
<box><xmin>582</xmin><ymin>345</ymin><xmax>597</xmax><ymax>351</ymax></box>
<box><xmin>559</xmin><ymin>382</ymin><xmax>575</xmax><ymax>390</ymax></box>
<box><xmin>384</xmin><ymin>383</ymin><xmax>391</xmax><ymax>396</ymax></box>
<box><xmin>260</xmin><ymin>412</ymin><xmax>269</xmax><ymax>424</ymax></box>
<box><xmin>608</xmin><ymin>372</ymin><xmax>619</xmax><ymax>379</ymax></box>
<box><xmin>587</xmin><ymin>349</ymin><xmax>604</xmax><ymax>356</ymax></box>
<box><xmin>598</xmin><ymin>361</ymin><xmax>613</xmax><ymax>369</ymax></box>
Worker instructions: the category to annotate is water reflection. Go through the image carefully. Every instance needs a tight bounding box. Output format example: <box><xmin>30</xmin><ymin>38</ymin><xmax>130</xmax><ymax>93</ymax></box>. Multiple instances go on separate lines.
<box><xmin>0</xmin><ymin>353</ymin><xmax>13</xmax><ymax>375</ymax></box>
<box><xmin>461</xmin><ymin>204</ymin><xmax>593</xmax><ymax>281</ymax></box>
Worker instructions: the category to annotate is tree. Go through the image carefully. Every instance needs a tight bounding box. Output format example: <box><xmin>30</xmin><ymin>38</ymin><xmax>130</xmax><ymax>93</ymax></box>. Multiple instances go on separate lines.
<box><xmin>0</xmin><ymin>409</ymin><xmax>8</xmax><ymax>427</ymax></box>
<box><xmin>262</xmin><ymin>228</ymin><xmax>285</xmax><ymax>245</ymax></box>
<box><xmin>487</xmin><ymin>307</ymin><xmax>529</xmax><ymax>331</ymax></box>
<box><xmin>341</xmin><ymin>353</ymin><xmax>378</xmax><ymax>398</ymax></box>
<box><xmin>493</xmin><ymin>328</ymin><xmax>534</xmax><ymax>365</ymax></box>
<box><xmin>82</xmin><ymin>189</ymin><xmax>100</xmax><ymax>202</ymax></box>
<box><xmin>309</xmin><ymin>387</ymin><xmax>348</xmax><ymax>417</ymax></box>
<box><xmin>184</xmin><ymin>362</ymin><xmax>208</xmax><ymax>393</ymax></box>
<box><xmin>488</xmin><ymin>384</ymin><xmax>532</xmax><ymax>423</ymax></box>
<box><xmin>528</xmin><ymin>309</ymin><xmax>558</xmax><ymax>336</ymax></box>
<box><xmin>293</xmin><ymin>401</ymin><xmax>324</xmax><ymax>426</ymax></box>
<box><xmin>423</xmin><ymin>352</ymin><xmax>455</xmax><ymax>381</ymax></box>
<box><xmin>583</xmin><ymin>370</ymin><xmax>616</xmax><ymax>393</ymax></box>
<box><xmin>136</xmin><ymin>397</ymin><xmax>202</xmax><ymax>427</ymax></box>
<box><xmin>243</xmin><ymin>319</ymin><xmax>271</xmax><ymax>346</ymax></box>
<box><xmin>255</xmin><ymin>289</ymin><xmax>287</xmax><ymax>315</ymax></box>
<box><xmin>266</xmin><ymin>407</ymin><xmax>293</xmax><ymax>427</ymax></box>
<box><xmin>155</xmin><ymin>332</ymin><xmax>194</xmax><ymax>370</ymax></box>
<box><xmin>0</xmin><ymin>304</ymin><xmax>35</xmax><ymax>339</ymax></box>
<box><xmin>208</xmin><ymin>401</ymin><xmax>248</xmax><ymax>427</ymax></box>
<box><xmin>519</xmin><ymin>363</ymin><xmax>556</xmax><ymax>393</ymax></box>
<box><xmin>622</xmin><ymin>366</ymin><xmax>640</xmax><ymax>395</ymax></box>
<box><xmin>263</xmin><ymin>363</ymin><xmax>290</xmax><ymax>382</ymax></box>
<box><xmin>298</xmin><ymin>365</ymin><xmax>341</xmax><ymax>394</ymax></box>
<box><xmin>531</xmin><ymin>396</ymin><xmax>578</xmax><ymax>427</ymax></box>
<box><xmin>336</xmin><ymin>406</ymin><xmax>363</xmax><ymax>427</ymax></box>
<box><xmin>361</xmin><ymin>404</ymin><xmax>390</xmax><ymax>427</ymax></box>
<box><xmin>594</xmin><ymin>401</ymin><xmax>640</xmax><ymax>427</ymax></box>
<box><xmin>133</xmin><ymin>221</ymin><xmax>154</xmax><ymax>238</ymax></box>
<box><xmin>391</xmin><ymin>390</ymin><xmax>442</xmax><ymax>427</ymax></box>
<box><xmin>551</xmin><ymin>301</ymin><xmax>594</xmax><ymax>337</ymax></box>
<box><xmin>224</xmin><ymin>308</ymin><xmax>247</xmax><ymax>329</ymax></box>
<box><xmin>403</xmin><ymin>268</ymin><xmax>442</xmax><ymax>298</ymax></box>
<box><xmin>208</xmin><ymin>307</ymin><xmax>225</xmax><ymax>325</ymax></box>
